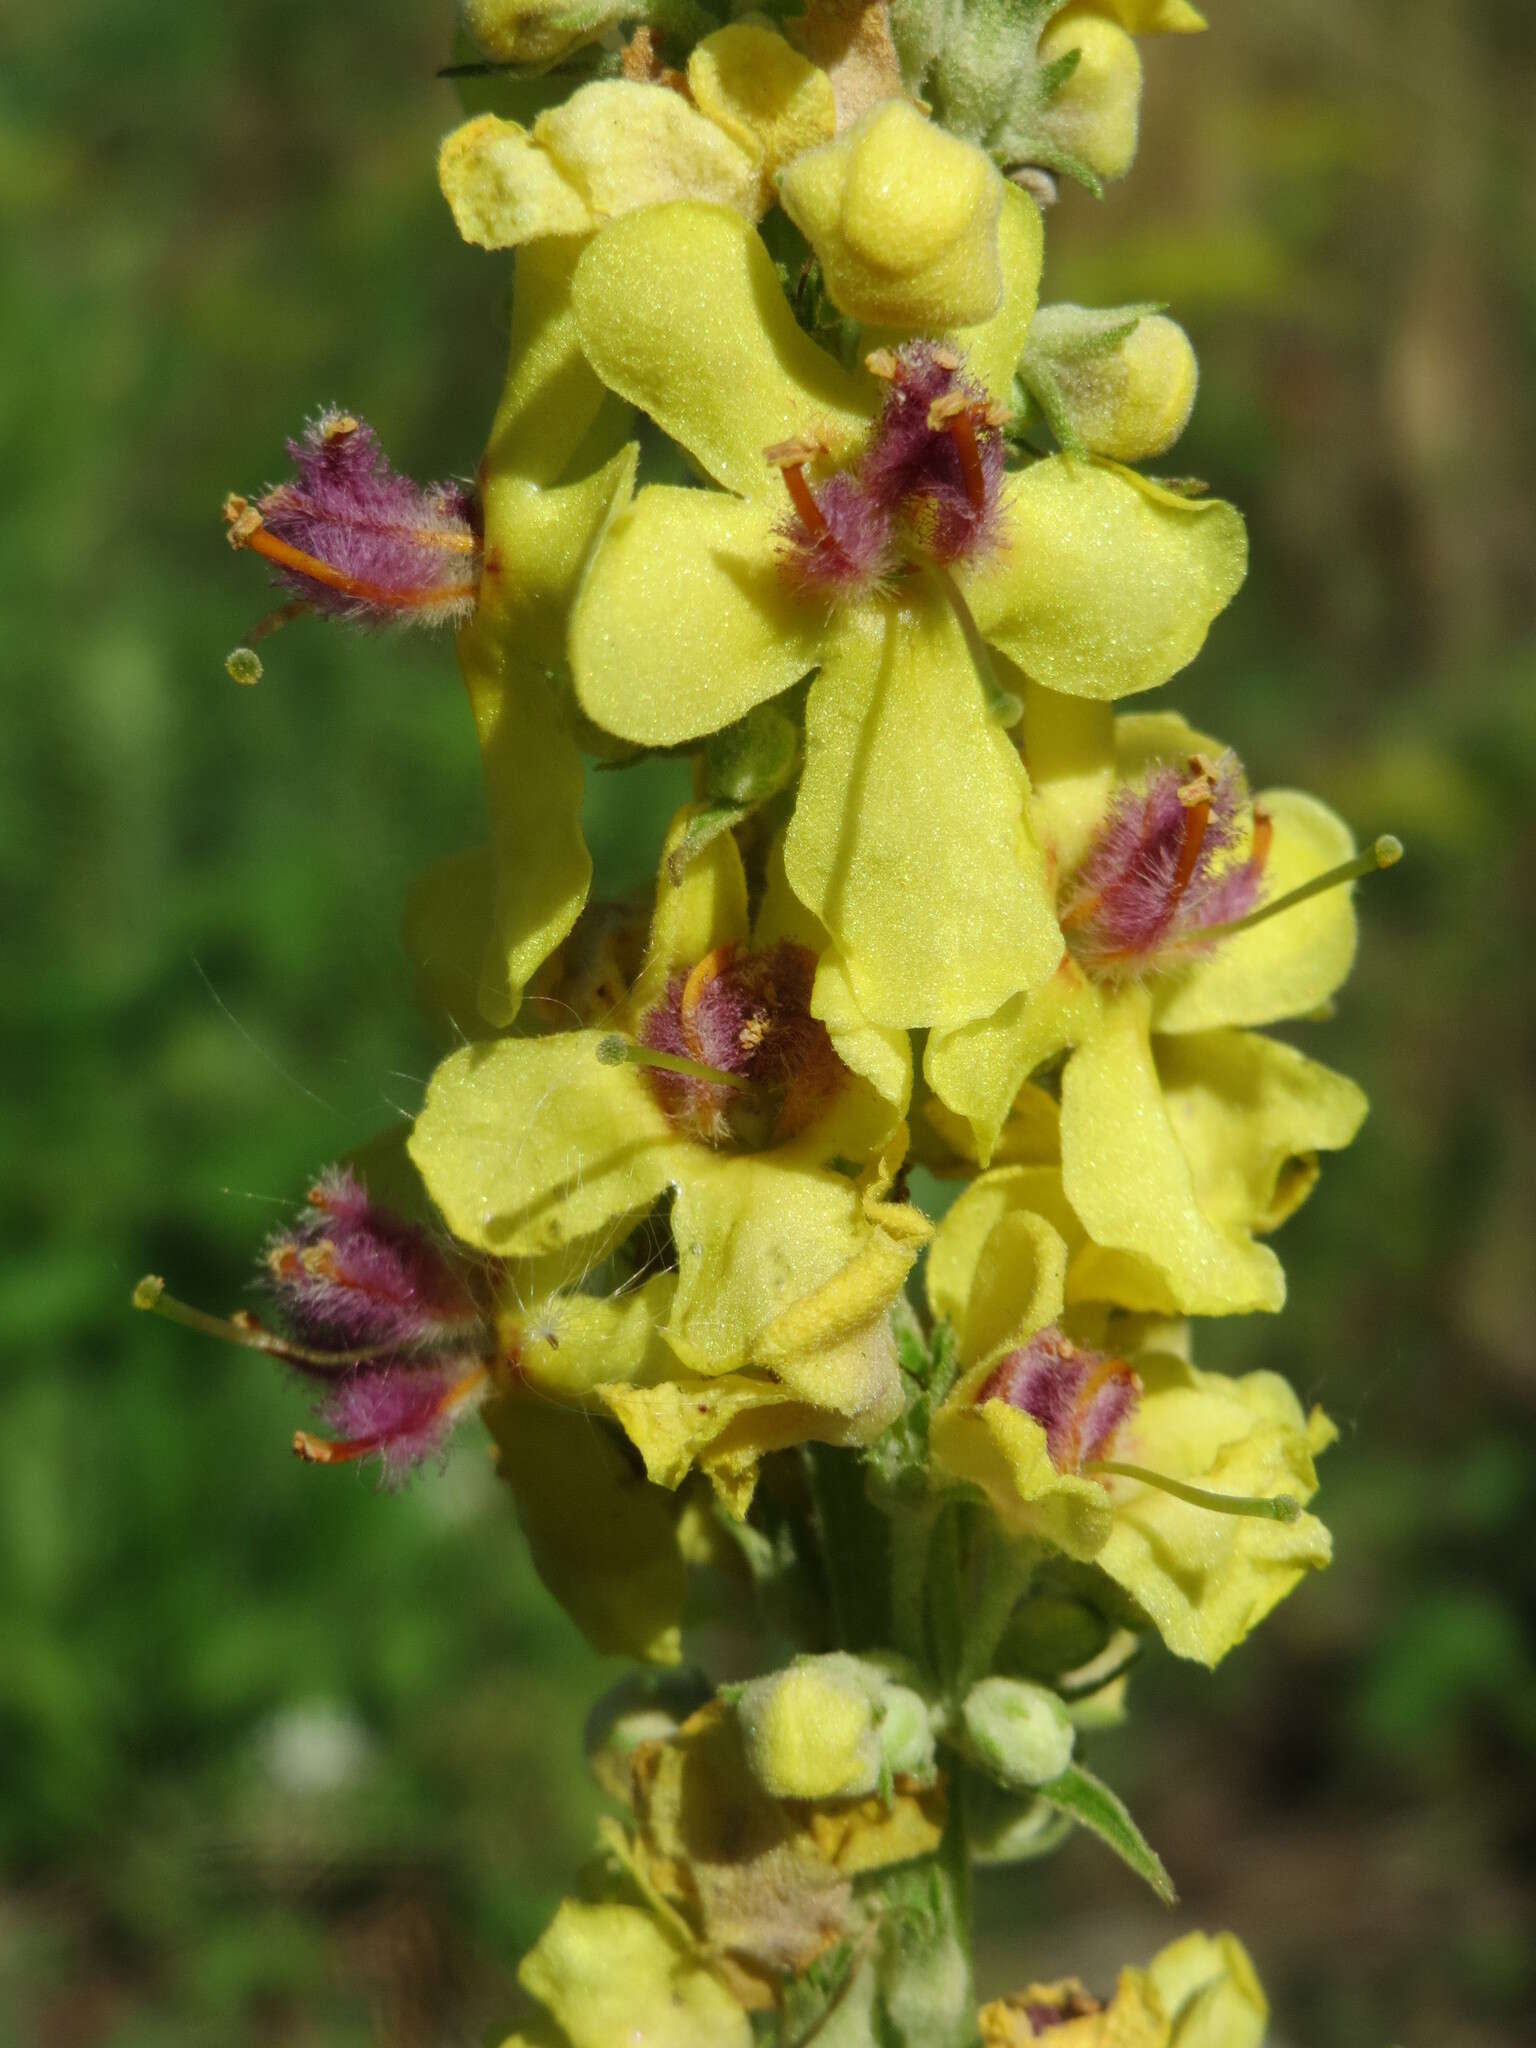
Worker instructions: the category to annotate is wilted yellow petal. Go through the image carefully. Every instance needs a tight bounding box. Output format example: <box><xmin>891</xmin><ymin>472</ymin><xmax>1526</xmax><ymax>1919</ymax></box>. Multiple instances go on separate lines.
<box><xmin>572</xmin><ymin>203</ymin><xmax>868</xmax><ymax>496</ymax></box>
<box><xmin>408</xmin><ymin>1032</ymin><xmax>680</xmax><ymax>1257</ymax></box>
<box><xmin>1060</xmin><ymin>989</ymin><xmax>1287</xmax><ymax>1314</ymax></box>
<box><xmin>533</xmin><ymin>82</ymin><xmax>759</xmax><ymax>225</ymax></box>
<box><xmin>687</xmin><ymin>26</ymin><xmax>837</xmax><ymax>206</ymax></box>
<box><xmin>519</xmin><ymin>1901</ymin><xmax>751</xmax><ymax>2048</ymax></box>
<box><xmin>1155</xmin><ymin>790</ymin><xmax>1361</xmax><ymax>1033</ymax></box>
<box><xmin>1156</xmin><ymin>1028</ymin><xmax>1367</xmax><ymax>1235</ymax></box>
<box><xmin>778</xmin><ymin>101</ymin><xmax>1005</xmax><ymax>329</ymax></box>
<box><xmin>784</xmin><ymin>603</ymin><xmax>1062</xmax><ymax>1030</ymax></box>
<box><xmin>488</xmin><ymin>1399</ymin><xmax>687</xmax><ymax>1664</ymax></box>
<box><xmin>438</xmin><ymin>114</ymin><xmax>592</xmax><ymax>250</ymax></box>
<box><xmin>968</xmin><ymin>461</ymin><xmax>1246</xmax><ymax>700</ymax></box>
<box><xmin>570</xmin><ymin>486</ymin><xmax>819</xmax><ymax>747</ymax></box>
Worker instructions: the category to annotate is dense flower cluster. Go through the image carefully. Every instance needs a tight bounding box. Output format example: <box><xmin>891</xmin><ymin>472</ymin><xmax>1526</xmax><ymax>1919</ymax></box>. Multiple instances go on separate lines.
<box><xmin>146</xmin><ymin>2</ymin><xmax>1400</xmax><ymax>2040</ymax></box>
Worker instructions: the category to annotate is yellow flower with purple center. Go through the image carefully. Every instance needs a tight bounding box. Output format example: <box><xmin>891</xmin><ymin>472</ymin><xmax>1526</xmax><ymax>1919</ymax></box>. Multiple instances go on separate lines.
<box><xmin>926</xmin><ymin>1176</ymin><xmax>1335</xmax><ymax>1664</ymax></box>
<box><xmin>407</xmin><ymin>809</ymin><xmax>928</xmax><ymax>1505</ymax></box>
<box><xmin>927</xmin><ymin>704</ymin><xmax>1393</xmax><ymax>1314</ymax></box>
<box><xmin>566</xmin><ymin>197</ymin><xmax>1246</xmax><ymax>1031</ymax></box>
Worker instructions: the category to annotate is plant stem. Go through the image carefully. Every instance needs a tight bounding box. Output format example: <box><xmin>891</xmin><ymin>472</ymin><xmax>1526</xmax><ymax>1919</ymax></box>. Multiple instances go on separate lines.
<box><xmin>806</xmin><ymin>1444</ymin><xmax>890</xmax><ymax>1652</ymax></box>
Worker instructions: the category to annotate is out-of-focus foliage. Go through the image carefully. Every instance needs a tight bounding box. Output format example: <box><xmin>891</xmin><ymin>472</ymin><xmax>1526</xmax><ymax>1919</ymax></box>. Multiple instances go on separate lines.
<box><xmin>1</xmin><ymin>2</ymin><xmax>1531</xmax><ymax>2045</ymax></box>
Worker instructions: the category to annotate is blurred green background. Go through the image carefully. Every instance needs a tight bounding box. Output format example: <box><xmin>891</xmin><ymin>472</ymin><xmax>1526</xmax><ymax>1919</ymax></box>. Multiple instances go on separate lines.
<box><xmin>3</xmin><ymin>2</ymin><xmax>1533</xmax><ymax>2042</ymax></box>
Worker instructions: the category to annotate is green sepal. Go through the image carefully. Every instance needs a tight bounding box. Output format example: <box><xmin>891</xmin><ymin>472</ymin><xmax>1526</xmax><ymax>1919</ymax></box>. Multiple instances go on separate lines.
<box><xmin>1037</xmin><ymin>1762</ymin><xmax>1176</xmax><ymax>1905</ymax></box>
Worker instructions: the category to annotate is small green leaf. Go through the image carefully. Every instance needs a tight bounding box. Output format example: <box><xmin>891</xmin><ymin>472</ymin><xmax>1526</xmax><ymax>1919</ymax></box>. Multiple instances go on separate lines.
<box><xmin>1037</xmin><ymin>1763</ymin><xmax>1176</xmax><ymax>1905</ymax></box>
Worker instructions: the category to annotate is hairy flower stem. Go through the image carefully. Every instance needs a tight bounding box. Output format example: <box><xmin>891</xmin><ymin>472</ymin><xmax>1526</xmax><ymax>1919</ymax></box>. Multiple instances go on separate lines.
<box><xmin>807</xmin><ymin>1443</ymin><xmax>891</xmax><ymax>1652</ymax></box>
<box><xmin>955</xmin><ymin>1526</ymin><xmax>1040</xmax><ymax>1695</ymax></box>
<box><xmin>889</xmin><ymin>1499</ymin><xmax>939</xmax><ymax>1668</ymax></box>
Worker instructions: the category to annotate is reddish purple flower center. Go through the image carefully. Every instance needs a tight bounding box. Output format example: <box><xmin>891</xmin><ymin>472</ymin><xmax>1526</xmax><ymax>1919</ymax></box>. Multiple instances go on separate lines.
<box><xmin>978</xmin><ymin>1330</ymin><xmax>1139</xmax><ymax>1474</ymax></box>
<box><xmin>639</xmin><ymin>940</ymin><xmax>851</xmax><ymax>1150</ymax></box>
<box><xmin>1058</xmin><ymin>752</ymin><xmax>1269</xmax><ymax>982</ymax></box>
<box><xmin>770</xmin><ymin>343</ymin><xmax>1007</xmax><ymax>598</ymax></box>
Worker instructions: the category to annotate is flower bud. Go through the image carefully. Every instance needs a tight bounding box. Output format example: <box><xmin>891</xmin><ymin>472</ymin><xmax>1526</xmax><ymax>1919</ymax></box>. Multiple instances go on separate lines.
<box><xmin>459</xmin><ymin>0</ymin><xmax>629</xmax><ymax>67</ymax></box>
<box><xmin>1037</xmin><ymin>11</ymin><xmax>1143</xmax><ymax>184</ymax></box>
<box><xmin>961</xmin><ymin>1675</ymin><xmax>1076</xmax><ymax>1788</ymax></box>
<box><xmin>777</xmin><ymin>101</ymin><xmax>1005</xmax><ymax>329</ymax></box>
<box><xmin>998</xmin><ymin>1593</ymin><xmax>1114</xmax><ymax>1682</ymax></box>
<box><xmin>736</xmin><ymin>1654</ymin><xmax>883</xmax><ymax>1800</ymax></box>
<box><xmin>1026</xmin><ymin>305</ymin><xmax>1199</xmax><ymax>461</ymax></box>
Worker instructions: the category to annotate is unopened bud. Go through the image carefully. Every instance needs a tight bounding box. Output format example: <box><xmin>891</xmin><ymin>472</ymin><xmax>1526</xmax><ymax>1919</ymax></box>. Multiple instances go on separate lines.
<box><xmin>961</xmin><ymin>1675</ymin><xmax>1076</xmax><ymax>1789</ymax></box>
<box><xmin>737</xmin><ymin>1654</ymin><xmax>883</xmax><ymax>1800</ymax></box>
<box><xmin>1038</xmin><ymin>13</ymin><xmax>1143</xmax><ymax>184</ymax></box>
<box><xmin>458</xmin><ymin>0</ymin><xmax>627</xmax><ymax>66</ymax></box>
<box><xmin>1025</xmin><ymin>306</ymin><xmax>1199</xmax><ymax>462</ymax></box>
<box><xmin>584</xmin><ymin>1670</ymin><xmax>711</xmax><ymax>1803</ymax></box>
<box><xmin>998</xmin><ymin>1594</ymin><xmax>1114</xmax><ymax>1682</ymax></box>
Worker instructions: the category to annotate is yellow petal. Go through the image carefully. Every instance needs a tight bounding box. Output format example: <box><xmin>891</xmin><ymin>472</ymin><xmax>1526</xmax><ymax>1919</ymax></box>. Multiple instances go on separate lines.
<box><xmin>512</xmin><ymin>1273</ymin><xmax>679</xmax><ymax>1402</ymax></box>
<box><xmin>687</xmin><ymin>26</ymin><xmax>837</xmax><ymax>206</ymax></box>
<box><xmin>925</xmin><ymin>965</ymin><xmax>1095</xmax><ymax>1165</ymax></box>
<box><xmin>1156</xmin><ymin>1028</ymin><xmax>1367</xmax><ymax>1236</ymax></box>
<box><xmin>519</xmin><ymin>1901</ymin><xmax>751</xmax><ymax>2048</ymax></box>
<box><xmin>1150</xmin><ymin>1932</ymin><xmax>1268</xmax><ymax>2048</ymax></box>
<box><xmin>479</xmin><ymin>439</ymin><xmax>637</xmax><ymax>672</ymax></box>
<box><xmin>968</xmin><ymin>461</ymin><xmax>1247</xmax><ymax>700</ymax></box>
<box><xmin>485</xmin><ymin>236</ymin><xmax>612</xmax><ymax>489</ymax></box>
<box><xmin>488</xmin><ymin>1397</ymin><xmax>686</xmax><ymax>1664</ymax></box>
<box><xmin>1154</xmin><ymin>790</ymin><xmax>1361</xmax><ymax>1033</ymax></box>
<box><xmin>778</xmin><ymin>101</ymin><xmax>1005</xmax><ymax>329</ymax></box>
<box><xmin>926</xmin><ymin>1166</ymin><xmax>1071</xmax><ymax>1356</ymax></box>
<box><xmin>753</xmin><ymin>837</ymin><xmax>914</xmax><ymax>1116</ymax></box>
<box><xmin>438</xmin><ymin>114</ymin><xmax>592</xmax><ymax>250</ymax></box>
<box><xmin>784</xmin><ymin>602</ymin><xmax>1062</xmax><ymax>1030</ymax></box>
<box><xmin>533</xmin><ymin>82</ymin><xmax>760</xmax><ymax>226</ymax></box>
<box><xmin>632</xmin><ymin>804</ymin><xmax>752</xmax><ymax>1020</ymax></box>
<box><xmin>458</xmin><ymin>630</ymin><xmax>594</xmax><ymax>1031</ymax></box>
<box><xmin>929</xmin><ymin>1397</ymin><xmax>1113</xmax><ymax>1559</ymax></box>
<box><xmin>408</xmin><ymin>1032</ymin><xmax>680</xmax><ymax>1257</ymax></box>
<box><xmin>1069</xmin><ymin>0</ymin><xmax>1206</xmax><ymax>35</ymax></box>
<box><xmin>946</xmin><ymin>185</ymin><xmax>1045</xmax><ymax>407</ymax></box>
<box><xmin>1096</xmin><ymin>1352</ymin><xmax>1333</xmax><ymax>1664</ymax></box>
<box><xmin>1020</xmin><ymin>683</ymin><xmax>1116</xmax><ymax>874</ymax></box>
<box><xmin>665</xmin><ymin>1151</ymin><xmax>910</xmax><ymax>1400</ymax></box>
<box><xmin>572</xmin><ymin>203</ymin><xmax>868</xmax><ymax>496</ymax></box>
<box><xmin>1060</xmin><ymin>989</ymin><xmax>1286</xmax><ymax>1314</ymax></box>
<box><xmin>570</xmin><ymin>486</ymin><xmax>820</xmax><ymax>747</ymax></box>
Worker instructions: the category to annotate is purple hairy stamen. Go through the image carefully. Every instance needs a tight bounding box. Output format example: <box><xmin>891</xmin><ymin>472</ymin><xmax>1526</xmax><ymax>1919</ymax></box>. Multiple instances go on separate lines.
<box><xmin>263</xmin><ymin>1166</ymin><xmax>485</xmax><ymax>1357</ymax></box>
<box><xmin>979</xmin><ymin>1329</ymin><xmax>1140</xmax><ymax>1474</ymax></box>
<box><xmin>1059</xmin><ymin>752</ymin><xmax>1268</xmax><ymax>981</ymax></box>
<box><xmin>223</xmin><ymin>410</ymin><xmax>481</xmax><ymax>629</ymax></box>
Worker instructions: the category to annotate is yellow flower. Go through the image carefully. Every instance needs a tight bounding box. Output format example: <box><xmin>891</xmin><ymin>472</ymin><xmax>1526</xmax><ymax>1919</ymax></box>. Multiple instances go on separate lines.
<box><xmin>566</xmin><ymin>200</ymin><xmax>1246</xmax><ymax>1031</ymax></box>
<box><xmin>927</xmin><ymin>704</ymin><xmax>1370</xmax><ymax>1314</ymax></box>
<box><xmin>438</xmin><ymin>34</ymin><xmax>837</xmax><ymax>250</ymax></box>
<box><xmin>926</xmin><ymin>1170</ymin><xmax>1335</xmax><ymax>1664</ymax></box>
<box><xmin>408</xmin><ymin>811</ymin><xmax>926</xmax><ymax>1505</ymax></box>
<box><xmin>979</xmin><ymin>1926</ymin><xmax>1266</xmax><ymax>2048</ymax></box>
<box><xmin>515</xmin><ymin>1898</ymin><xmax>752</xmax><ymax>2048</ymax></box>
